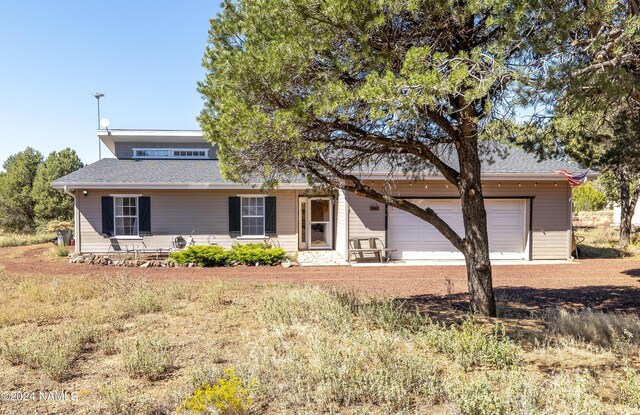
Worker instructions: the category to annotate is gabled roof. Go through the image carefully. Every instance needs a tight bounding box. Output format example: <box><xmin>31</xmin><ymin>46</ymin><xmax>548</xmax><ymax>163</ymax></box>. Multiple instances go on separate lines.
<box><xmin>51</xmin><ymin>159</ymin><xmax>308</xmax><ymax>190</ymax></box>
<box><xmin>52</xmin><ymin>144</ymin><xmax>590</xmax><ymax>190</ymax></box>
<box><xmin>362</xmin><ymin>144</ymin><xmax>584</xmax><ymax>176</ymax></box>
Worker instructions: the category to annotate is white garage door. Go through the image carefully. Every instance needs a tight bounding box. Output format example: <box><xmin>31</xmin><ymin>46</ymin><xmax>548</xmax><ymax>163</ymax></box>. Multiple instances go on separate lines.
<box><xmin>388</xmin><ymin>199</ymin><xmax>527</xmax><ymax>260</ymax></box>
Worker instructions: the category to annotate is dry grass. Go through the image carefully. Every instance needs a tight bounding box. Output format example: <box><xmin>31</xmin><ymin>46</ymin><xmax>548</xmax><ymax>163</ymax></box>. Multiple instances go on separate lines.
<box><xmin>122</xmin><ymin>334</ymin><xmax>175</xmax><ymax>380</ymax></box>
<box><xmin>0</xmin><ymin>263</ymin><xmax>639</xmax><ymax>414</ymax></box>
<box><xmin>575</xmin><ymin>227</ymin><xmax>640</xmax><ymax>258</ymax></box>
<box><xmin>0</xmin><ymin>232</ymin><xmax>54</xmax><ymax>248</ymax></box>
<box><xmin>544</xmin><ymin>308</ymin><xmax>640</xmax><ymax>348</ymax></box>
<box><xmin>1</xmin><ymin>323</ymin><xmax>97</xmax><ymax>381</ymax></box>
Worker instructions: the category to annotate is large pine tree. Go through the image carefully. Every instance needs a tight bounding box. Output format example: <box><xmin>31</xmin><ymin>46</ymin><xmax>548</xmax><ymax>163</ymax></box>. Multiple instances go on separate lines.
<box><xmin>199</xmin><ymin>0</ymin><xmax>559</xmax><ymax>315</ymax></box>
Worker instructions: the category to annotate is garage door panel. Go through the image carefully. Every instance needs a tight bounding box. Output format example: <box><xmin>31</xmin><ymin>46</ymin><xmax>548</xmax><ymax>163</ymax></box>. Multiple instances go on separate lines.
<box><xmin>390</xmin><ymin>227</ymin><xmax>422</xmax><ymax>243</ymax></box>
<box><xmin>389</xmin><ymin>199</ymin><xmax>526</xmax><ymax>260</ymax></box>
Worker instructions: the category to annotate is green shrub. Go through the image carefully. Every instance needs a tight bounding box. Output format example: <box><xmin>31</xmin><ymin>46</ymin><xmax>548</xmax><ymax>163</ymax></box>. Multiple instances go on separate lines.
<box><xmin>171</xmin><ymin>243</ymin><xmax>288</xmax><ymax>267</ymax></box>
<box><xmin>171</xmin><ymin>245</ymin><xmax>229</xmax><ymax>266</ymax></box>
<box><xmin>54</xmin><ymin>245</ymin><xmax>69</xmax><ymax>256</ymax></box>
<box><xmin>181</xmin><ymin>366</ymin><xmax>254</xmax><ymax>414</ymax></box>
<box><xmin>228</xmin><ymin>243</ymin><xmax>288</xmax><ymax>265</ymax></box>
<box><xmin>573</xmin><ymin>182</ymin><xmax>607</xmax><ymax>213</ymax></box>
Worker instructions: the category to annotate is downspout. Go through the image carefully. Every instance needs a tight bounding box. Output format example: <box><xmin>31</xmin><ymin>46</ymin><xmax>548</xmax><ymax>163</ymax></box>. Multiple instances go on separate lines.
<box><xmin>63</xmin><ymin>186</ymin><xmax>79</xmax><ymax>254</ymax></box>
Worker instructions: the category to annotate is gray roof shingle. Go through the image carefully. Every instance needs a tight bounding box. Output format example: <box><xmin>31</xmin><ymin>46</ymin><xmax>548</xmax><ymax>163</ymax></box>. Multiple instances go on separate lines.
<box><xmin>477</xmin><ymin>146</ymin><xmax>581</xmax><ymax>173</ymax></box>
<box><xmin>52</xmin><ymin>159</ymin><xmax>232</xmax><ymax>185</ymax></box>
<box><xmin>431</xmin><ymin>145</ymin><xmax>580</xmax><ymax>174</ymax></box>
<box><xmin>52</xmin><ymin>145</ymin><xmax>584</xmax><ymax>188</ymax></box>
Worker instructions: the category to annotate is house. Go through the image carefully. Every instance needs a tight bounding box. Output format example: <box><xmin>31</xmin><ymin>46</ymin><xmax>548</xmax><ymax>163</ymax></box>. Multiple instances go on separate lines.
<box><xmin>52</xmin><ymin>129</ymin><xmax>582</xmax><ymax>261</ymax></box>
<box><xmin>613</xmin><ymin>205</ymin><xmax>640</xmax><ymax>227</ymax></box>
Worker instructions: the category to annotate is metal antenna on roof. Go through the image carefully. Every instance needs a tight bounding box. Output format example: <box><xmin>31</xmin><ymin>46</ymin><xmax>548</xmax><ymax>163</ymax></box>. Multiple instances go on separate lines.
<box><xmin>94</xmin><ymin>93</ymin><xmax>104</xmax><ymax>160</ymax></box>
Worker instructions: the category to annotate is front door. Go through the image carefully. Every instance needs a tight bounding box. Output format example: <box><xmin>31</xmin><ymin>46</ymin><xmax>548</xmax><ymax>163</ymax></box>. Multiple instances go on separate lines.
<box><xmin>299</xmin><ymin>197</ymin><xmax>333</xmax><ymax>250</ymax></box>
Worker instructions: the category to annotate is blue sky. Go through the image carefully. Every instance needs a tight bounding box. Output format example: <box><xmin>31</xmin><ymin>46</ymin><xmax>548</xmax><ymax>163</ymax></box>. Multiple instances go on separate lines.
<box><xmin>0</xmin><ymin>1</ymin><xmax>220</xmax><ymax>168</ymax></box>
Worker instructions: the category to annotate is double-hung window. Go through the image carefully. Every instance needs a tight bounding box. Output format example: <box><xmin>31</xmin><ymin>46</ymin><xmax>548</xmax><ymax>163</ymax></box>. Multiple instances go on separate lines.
<box><xmin>241</xmin><ymin>196</ymin><xmax>264</xmax><ymax>236</ymax></box>
<box><xmin>114</xmin><ymin>197</ymin><xmax>138</xmax><ymax>236</ymax></box>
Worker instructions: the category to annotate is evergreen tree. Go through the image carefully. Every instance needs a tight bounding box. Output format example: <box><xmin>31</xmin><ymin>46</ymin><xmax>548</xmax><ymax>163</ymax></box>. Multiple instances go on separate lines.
<box><xmin>32</xmin><ymin>148</ymin><xmax>83</xmax><ymax>224</ymax></box>
<box><xmin>0</xmin><ymin>147</ymin><xmax>43</xmax><ymax>232</ymax></box>
<box><xmin>199</xmin><ymin>0</ymin><xmax>560</xmax><ymax>315</ymax></box>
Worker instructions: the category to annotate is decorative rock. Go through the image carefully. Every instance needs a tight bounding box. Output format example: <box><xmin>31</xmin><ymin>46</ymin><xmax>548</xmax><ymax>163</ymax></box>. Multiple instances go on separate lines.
<box><xmin>67</xmin><ymin>254</ymin><xmax>173</xmax><ymax>268</ymax></box>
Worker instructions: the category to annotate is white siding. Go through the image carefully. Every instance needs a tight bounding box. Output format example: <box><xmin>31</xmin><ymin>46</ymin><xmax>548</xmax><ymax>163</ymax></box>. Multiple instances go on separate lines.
<box><xmin>346</xmin><ymin>192</ymin><xmax>386</xmax><ymax>242</ymax></box>
<box><xmin>76</xmin><ymin>189</ymin><xmax>298</xmax><ymax>254</ymax></box>
<box><xmin>335</xmin><ymin>190</ymin><xmax>348</xmax><ymax>258</ymax></box>
<box><xmin>613</xmin><ymin>204</ymin><xmax>640</xmax><ymax>226</ymax></box>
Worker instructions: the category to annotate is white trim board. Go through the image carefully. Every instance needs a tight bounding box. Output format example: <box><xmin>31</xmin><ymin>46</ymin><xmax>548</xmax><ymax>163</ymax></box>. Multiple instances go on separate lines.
<box><xmin>52</xmin><ymin>182</ymin><xmax>309</xmax><ymax>190</ymax></box>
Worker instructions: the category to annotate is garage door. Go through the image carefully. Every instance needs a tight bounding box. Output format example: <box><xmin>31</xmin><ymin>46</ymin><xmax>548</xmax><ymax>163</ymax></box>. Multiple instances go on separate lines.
<box><xmin>388</xmin><ymin>199</ymin><xmax>527</xmax><ymax>260</ymax></box>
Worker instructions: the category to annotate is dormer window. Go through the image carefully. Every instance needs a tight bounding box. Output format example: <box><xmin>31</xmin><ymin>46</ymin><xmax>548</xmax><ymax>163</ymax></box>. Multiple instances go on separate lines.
<box><xmin>132</xmin><ymin>148</ymin><xmax>208</xmax><ymax>159</ymax></box>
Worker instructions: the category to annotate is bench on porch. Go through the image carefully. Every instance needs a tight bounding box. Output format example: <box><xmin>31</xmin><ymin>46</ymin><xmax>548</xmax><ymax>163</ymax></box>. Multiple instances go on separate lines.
<box><xmin>348</xmin><ymin>237</ymin><xmax>397</xmax><ymax>263</ymax></box>
<box><xmin>107</xmin><ymin>238</ymin><xmax>168</xmax><ymax>258</ymax></box>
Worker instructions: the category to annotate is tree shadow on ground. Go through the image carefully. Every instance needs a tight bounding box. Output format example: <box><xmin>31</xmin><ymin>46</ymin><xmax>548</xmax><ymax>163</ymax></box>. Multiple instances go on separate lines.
<box><xmin>577</xmin><ymin>244</ymin><xmax>626</xmax><ymax>259</ymax></box>
<box><xmin>399</xmin><ymin>285</ymin><xmax>640</xmax><ymax>318</ymax></box>
<box><xmin>395</xmin><ymin>285</ymin><xmax>640</xmax><ymax>344</ymax></box>
<box><xmin>621</xmin><ymin>268</ymin><xmax>640</xmax><ymax>277</ymax></box>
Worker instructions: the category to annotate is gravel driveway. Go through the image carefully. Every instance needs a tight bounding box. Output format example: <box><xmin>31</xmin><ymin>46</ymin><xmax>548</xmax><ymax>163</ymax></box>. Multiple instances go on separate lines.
<box><xmin>3</xmin><ymin>245</ymin><xmax>640</xmax><ymax>313</ymax></box>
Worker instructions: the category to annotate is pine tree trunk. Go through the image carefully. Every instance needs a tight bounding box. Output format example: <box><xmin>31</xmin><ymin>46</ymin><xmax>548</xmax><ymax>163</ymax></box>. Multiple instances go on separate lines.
<box><xmin>620</xmin><ymin>205</ymin><xmax>633</xmax><ymax>248</ymax></box>
<box><xmin>619</xmin><ymin>172</ymin><xmax>633</xmax><ymax>248</ymax></box>
<box><xmin>618</xmin><ymin>172</ymin><xmax>640</xmax><ymax>248</ymax></box>
<box><xmin>457</xmin><ymin>137</ymin><xmax>496</xmax><ymax>317</ymax></box>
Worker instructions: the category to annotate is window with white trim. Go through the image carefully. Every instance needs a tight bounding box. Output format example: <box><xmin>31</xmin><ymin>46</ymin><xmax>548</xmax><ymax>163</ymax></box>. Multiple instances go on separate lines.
<box><xmin>133</xmin><ymin>148</ymin><xmax>208</xmax><ymax>159</ymax></box>
<box><xmin>114</xmin><ymin>197</ymin><xmax>138</xmax><ymax>236</ymax></box>
<box><xmin>241</xmin><ymin>196</ymin><xmax>265</xmax><ymax>236</ymax></box>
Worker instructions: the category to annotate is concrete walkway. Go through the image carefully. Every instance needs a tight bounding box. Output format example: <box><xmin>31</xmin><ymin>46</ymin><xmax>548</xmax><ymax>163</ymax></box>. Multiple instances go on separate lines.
<box><xmin>296</xmin><ymin>250</ymin><xmax>575</xmax><ymax>267</ymax></box>
<box><xmin>296</xmin><ymin>250</ymin><xmax>350</xmax><ymax>266</ymax></box>
<box><xmin>351</xmin><ymin>259</ymin><xmax>577</xmax><ymax>267</ymax></box>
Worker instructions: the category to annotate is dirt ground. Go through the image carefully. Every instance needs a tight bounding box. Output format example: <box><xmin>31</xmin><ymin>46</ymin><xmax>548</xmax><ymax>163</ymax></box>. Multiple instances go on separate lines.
<box><xmin>1</xmin><ymin>244</ymin><xmax>640</xmax><ymax>414</ymax></box>
<box><xmin>2</xmin><ymin>244</ymin><xmax>640</xmax><ymax>314</ymax></box>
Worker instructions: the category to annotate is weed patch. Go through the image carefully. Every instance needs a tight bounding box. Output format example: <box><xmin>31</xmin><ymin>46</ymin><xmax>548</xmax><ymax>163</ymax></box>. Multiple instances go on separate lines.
<box><xmin>122</xmin><ymin>334</ymin><xmax>174</xmax><ymax>381</ymax></box>
<box><xmin>544</xmin><ymin>308</ymin><xmax>640</xmax><ymax>348</ymax></box>
<box><xmin>1</xmin><ymin>323</ymin><xmax>97</xmax><ymax>380</ymax></box>
<box><xmin>420</xmin><ymin>318</ymin><xmax>520</xmax><ymax>370</ymax></box>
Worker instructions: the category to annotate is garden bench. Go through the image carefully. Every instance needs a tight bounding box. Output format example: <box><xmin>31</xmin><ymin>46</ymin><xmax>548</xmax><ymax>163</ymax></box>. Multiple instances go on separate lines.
<box><xmin>107</xmin><ymin>238</ymin><xmax>167</xmax><ymax>258</ymax></box>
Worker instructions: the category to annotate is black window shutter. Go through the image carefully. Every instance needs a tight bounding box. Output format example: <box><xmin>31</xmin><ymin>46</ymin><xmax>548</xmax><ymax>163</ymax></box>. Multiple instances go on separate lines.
<box><xmin>265</xmin><ymin>196</ymin><xmax>277</xmax><ymax>236</ymax></box>
<box><xmin>139</xmin><ymin>197</ymin><xmax>151</xmax><ymax>234</ymax></box>
<box><xmin>101</xmin><ymin>196</ymin><xmax>114</xmax><ymax>236</ymax></box>
<box><xmin>229</xmin><ymin>197</ymin><xmax>241</xmax><ymax>236</ymax></box>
